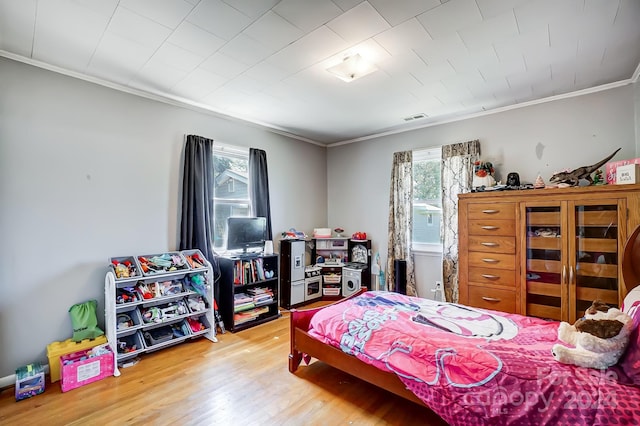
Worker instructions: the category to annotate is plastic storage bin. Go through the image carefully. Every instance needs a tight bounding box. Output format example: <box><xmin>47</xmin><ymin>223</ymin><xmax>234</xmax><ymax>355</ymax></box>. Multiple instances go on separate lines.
<box><xmin>181</xmin><ymin>249</ymin><xmax>209</xmax><ymax>270</ymax></box>
<box><xmin>116</xmin><ymin>330</ymin><xmax>145</xmax><ymax>361</ymax></box>
<box><xmin>186</xmin><ymin>314</ymin><xmax>211</xmax><ymax>336</ymax></box>
<box><xmin>109</xmin><ymin>256</ymin><xmax>141</xmax><ymax>280</ymax></box>
<box><xmin>47</xmin><ymin>335</ymin><xmax>108</xmax><ymax>382</ymax></box>
<box><xmin>116</xmin><ymin>307</ymin><xmax>143</xmax><ymax>337</ymax></box>
<box><xmin>323</xmin><ymin>287</ymin><xmax>341</xmax><ymax>296</ymax></box>
<box><xmin>60</xmin><ymin>346</ymin><xmax>114</xmax><ymax>392</ymax></box>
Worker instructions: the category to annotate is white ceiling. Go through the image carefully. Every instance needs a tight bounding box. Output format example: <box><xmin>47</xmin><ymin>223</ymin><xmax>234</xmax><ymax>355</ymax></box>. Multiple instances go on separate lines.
<box><xmin>1</xmin><ymin>0</ymin><xmax>639</xmax><ymax>145</ymax></box>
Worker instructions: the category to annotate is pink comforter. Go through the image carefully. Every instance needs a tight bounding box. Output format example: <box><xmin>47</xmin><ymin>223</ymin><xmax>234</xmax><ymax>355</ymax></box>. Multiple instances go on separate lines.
<box><xmin>308</xmin><ymin>291</ymin><xmax>640</xmax><ymax>425</ymax></box>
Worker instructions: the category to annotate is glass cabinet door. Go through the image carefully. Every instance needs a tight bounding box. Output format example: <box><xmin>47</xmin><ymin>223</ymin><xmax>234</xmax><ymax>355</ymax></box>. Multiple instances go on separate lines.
<box><xmin>523</xmin><ymin>204</ymin><xmax>567</xmax><ymax>321</ymax></box>
<box><xmin>568</xmin><ymin>200</ymin><xmax>621</xmax><ymax>323</ymax></box>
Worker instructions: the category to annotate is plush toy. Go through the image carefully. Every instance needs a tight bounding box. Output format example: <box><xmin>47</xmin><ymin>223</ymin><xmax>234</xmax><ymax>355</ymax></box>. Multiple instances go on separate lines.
<box><xmin>552</xmin><ymin>300</ymin><xmax>634</xmax><ymax>369</ymax></box>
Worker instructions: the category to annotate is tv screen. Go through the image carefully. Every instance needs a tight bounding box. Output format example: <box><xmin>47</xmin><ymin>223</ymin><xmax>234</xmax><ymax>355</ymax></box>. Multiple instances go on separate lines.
<box><xmin>226</xmin><ymin>217</ymin><xmax>267</xmax><ymax>253</ymax></box>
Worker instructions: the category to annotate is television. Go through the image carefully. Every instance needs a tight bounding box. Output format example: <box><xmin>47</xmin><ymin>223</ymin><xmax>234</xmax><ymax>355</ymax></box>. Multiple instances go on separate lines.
<box><xmin>226</xmin><ymin>217</ymin><xmax>267</xmax><ymax>254</ymax></box>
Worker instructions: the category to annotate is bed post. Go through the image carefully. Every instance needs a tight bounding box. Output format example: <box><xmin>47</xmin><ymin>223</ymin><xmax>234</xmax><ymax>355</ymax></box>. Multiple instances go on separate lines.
<box><xmin>289</xmin><ymin>288</ymin><xmax>368</xmax><ymax>373</ymax></box>
<box><xmin>289</xmin><ymin>309</ymin><xmax>303</xmax><ymax>372</ymax></box>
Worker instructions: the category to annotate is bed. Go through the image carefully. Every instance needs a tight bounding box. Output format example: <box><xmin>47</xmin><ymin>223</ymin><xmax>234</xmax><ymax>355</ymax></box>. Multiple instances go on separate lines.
<box><xmin>290</xmin><ymin>288</ymin><xmax>640</xmax><ymax>425</ymax></box>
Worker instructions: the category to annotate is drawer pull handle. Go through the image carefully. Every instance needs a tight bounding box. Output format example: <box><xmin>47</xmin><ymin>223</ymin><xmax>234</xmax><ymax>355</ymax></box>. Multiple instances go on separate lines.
<box><xmin>482</xmin><ymin>297</ymin><xmax>501</xmax><ymax>302</ymax></box>
<box><xmin>481</xmin><ymin>226</ymin><xmax>499</xmax><ymax>230</ymax></box>
<box><xmin>482</xmin><ymin>274</ymin><xmax>499</xmax><ymax>280</ymax></box>
<box><xmin>481</xmin><ymin>242</ymin><xmax>498</xmax><ymax>247</ymax></box>
<box><xmin>482</xmin><ymin>209</ymin><xmax>499</xmax><ymax>214</ymax></box>
<box><xmin>482</xmin><ymin>258</ymin><xmax>499</xmax><ymax>264</ymax></box>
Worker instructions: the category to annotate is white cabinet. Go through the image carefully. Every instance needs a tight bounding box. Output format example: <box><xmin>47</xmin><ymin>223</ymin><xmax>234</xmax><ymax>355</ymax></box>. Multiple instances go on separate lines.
<box><xmin>104</xmin><ymin>250</ymin><xmax>217</xmax><ymax>376</ymax></box>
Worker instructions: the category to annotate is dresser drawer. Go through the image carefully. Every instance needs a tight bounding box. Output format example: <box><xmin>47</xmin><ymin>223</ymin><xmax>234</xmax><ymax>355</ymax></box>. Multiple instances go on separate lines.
<box><xmin>468</xmin><ymin>235</ymin><xmax>515</xmax><ymax>254</ymax></box>
<box><xmin>468</xmin><ymin>286</ymin><xmax>516</xmax><ymax>313</ymax></box>
<box><xmin>468</xmin><ymin>252</ymin><xmax>515</xmax><ymax>270</ymax></box>
<box><xmin>468</xmin><ymin>203</ymin><xmax>515</xmax><ymax>220</ymax></box>
<box><xmin>468</xmin><ymin>219</ymin><xmax>516</xmax><ymax>236</ymax></box>
<box><xmin>468</xmin><ymin>268</ymin><xmax>516</xmax><ymax>287</ymax></box>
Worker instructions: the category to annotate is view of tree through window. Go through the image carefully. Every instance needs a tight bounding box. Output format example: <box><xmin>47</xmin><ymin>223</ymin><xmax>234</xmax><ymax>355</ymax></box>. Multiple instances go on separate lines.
<box><xmin>213</xmin><ymin>148</ymin><xmax>250</xmax><ymax>250</ymax></box>
<box><xmin>413</xmin><ymin>149</ymin><xmax>442</xmax><ymax>246</ymax></box>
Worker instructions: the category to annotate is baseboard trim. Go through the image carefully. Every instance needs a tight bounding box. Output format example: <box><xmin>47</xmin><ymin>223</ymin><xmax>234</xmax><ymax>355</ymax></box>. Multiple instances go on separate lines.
<box><xmin>0</xmin><ymin>374</ymin><xmax>16</xmax><ymax>390</ymax></box>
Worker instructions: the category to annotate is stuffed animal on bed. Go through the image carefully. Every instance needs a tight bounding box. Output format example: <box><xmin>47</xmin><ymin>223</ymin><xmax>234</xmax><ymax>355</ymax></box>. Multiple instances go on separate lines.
<box><xmin>552</xmin><ymin>300</ymin><xmax>634</xmax><ymax>369</ymax></box>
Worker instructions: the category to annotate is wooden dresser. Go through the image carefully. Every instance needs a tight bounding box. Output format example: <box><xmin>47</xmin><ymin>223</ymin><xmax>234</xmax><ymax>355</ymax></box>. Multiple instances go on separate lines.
<box><xmin>458</xmin><ymin>184</ymin><xmax>640</xmax><ymax>321</ymax></box>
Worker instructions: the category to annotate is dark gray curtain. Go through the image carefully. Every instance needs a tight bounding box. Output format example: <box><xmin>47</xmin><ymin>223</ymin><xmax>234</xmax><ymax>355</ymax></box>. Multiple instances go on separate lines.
<box><xmin>179</xmin><ymin>135</ymin><xmax>215</xmax><ymax>262</ymax></box>
<box><xmin>249</xmin><ymin>148</ymin><xmax>272</xmax><ymax>240</ymax></box>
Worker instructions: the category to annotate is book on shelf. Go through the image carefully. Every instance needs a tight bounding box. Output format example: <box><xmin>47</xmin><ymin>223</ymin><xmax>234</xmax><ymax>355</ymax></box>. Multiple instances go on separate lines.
<box><xmin>246</xmin><ymin>287</ymin><xmax>274</xmax><ymax>305</ymax></box>
<box><xmin>233</xmin><ymin>257</ymin><xmax>269</xmax><ymax>285</ymax></box>
<box><xmin>234</xmin><ymin>292</ymin><xmax>256</xmax><ymax>312</ymax></box>
<box><xmin>234</xmin><ymin>306</ymin><xmax>269</xmax><ymax>324</ymax></box>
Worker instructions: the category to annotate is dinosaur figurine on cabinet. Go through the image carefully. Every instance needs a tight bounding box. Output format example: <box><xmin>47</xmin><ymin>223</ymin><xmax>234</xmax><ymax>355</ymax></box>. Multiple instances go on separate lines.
<box><xmin>549</xmin><ymin>148</ymin><xmax>621</xmax><ymax>186</ymax></box>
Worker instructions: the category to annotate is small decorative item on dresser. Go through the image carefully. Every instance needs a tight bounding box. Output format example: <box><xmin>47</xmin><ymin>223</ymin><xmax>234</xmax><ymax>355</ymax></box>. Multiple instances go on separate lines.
<box><xmin>592</xmin><ymin>169</ymin><xmax>605</xmax><ymax>185</ymax></box>
<box><xmin>616</xmin><ymin>164</ymin><xmax>640</xmax><ymax>185</ymax></box>
<box><xmin>534</xmin><ymin>175</ymin><xmax>545</xmax><ymax>189</ymax></box>
<box><xmin>334</xmin><ymin>227</ymin><xmax>345</xmax><ymax>237</ymax></box>
<box><xmin>506</xmin><ymin>172</ymin><xmax>520</xmax><ymax>187</ymax></box>
<box><xmin>472</xmin><ymin>161</ymin><xmax>496</xmax><ymax>188</ymax></box>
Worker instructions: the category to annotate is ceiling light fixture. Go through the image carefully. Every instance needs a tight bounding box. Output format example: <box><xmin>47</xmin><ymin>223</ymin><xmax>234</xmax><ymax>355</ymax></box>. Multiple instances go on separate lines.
<box><xmin>326</xmin><ymin>54</ymin><xmax>378</xmax><ymax>83</ymax></box>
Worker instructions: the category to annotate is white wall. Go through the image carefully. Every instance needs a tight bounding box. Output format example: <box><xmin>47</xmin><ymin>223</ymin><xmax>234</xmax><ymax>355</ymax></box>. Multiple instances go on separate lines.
<box><xmin>327</xmin><ymin>84</ymin><xmax>638</xmax><ymax>298</ymax></box>
<box><xmin>0</xmin><ymin>57</ymin><xmax>327</xmax><ymax>377</ymax></box>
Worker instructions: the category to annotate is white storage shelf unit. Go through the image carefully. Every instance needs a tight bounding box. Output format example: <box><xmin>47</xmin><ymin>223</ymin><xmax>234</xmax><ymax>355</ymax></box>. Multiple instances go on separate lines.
<box><xmin>105</xmin><ymin>250</ymin><xmax>216</xmax><ymax>376</ymax></box>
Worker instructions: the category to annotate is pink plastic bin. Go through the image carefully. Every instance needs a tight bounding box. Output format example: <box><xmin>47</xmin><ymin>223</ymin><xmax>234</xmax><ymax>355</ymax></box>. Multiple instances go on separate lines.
<box><xmin>60</xmin><ymin>346</ymin><xmax>114</xmax><ymax>392</ymax></box>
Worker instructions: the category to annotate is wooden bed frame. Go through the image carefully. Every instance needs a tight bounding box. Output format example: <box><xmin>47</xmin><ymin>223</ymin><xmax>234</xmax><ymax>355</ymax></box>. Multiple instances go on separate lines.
<box><xmin>288</xmin><ymin>288</ymin><xmax>427</xmax><ymax>407</ymax></box>
<box><xmin>288</xmin><ymin>218</ymin><xmax>640</xmax><ymax>411</ymax></box>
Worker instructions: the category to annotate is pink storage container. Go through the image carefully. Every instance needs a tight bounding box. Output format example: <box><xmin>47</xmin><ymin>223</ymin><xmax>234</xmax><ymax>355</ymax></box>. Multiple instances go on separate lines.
<box><xmin>60</xmin><ymin>346</ymin><xmax>114</xmax><ymax>392</ymax></box>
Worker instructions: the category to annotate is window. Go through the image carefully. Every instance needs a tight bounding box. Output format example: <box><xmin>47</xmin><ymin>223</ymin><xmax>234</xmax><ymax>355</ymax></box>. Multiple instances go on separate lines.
<box><xmin>413</xmin><ymin>148</ymin><xmax>442</xmax><ymax>251</ymax></box>
<box><xmin>213</xmin><ymin>144</ymin><xmax>250</xmax><ymax>250</ymax></box>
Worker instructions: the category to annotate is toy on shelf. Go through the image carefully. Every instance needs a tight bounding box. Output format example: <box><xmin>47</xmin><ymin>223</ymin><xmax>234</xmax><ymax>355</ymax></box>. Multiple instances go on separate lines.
<box><xmin>117</xmin><ymin>338</ymin><xmax>137</xmax><ymax>354</ymax></box>
<box><xmin>184</xmin><ymin>252</ymin><xmax>207</xmax><ymax>269</ymax></box>
<box><xmin>140</xmin><ymin>300</ymin><xmax>189</xmax><ymax>324</ymax></box>
<box><xmin>352</xmin><ymin>231</ymin><xmax>367</xmax><ymax>240</ymax></box>
<box><xmin>186</xmin><ymin>274</ymin><xmax>207</xmax><ymax>295</ymax></box>
<box><xmin>138</xmin><ymin>253</ymin><xmax>188</xmax><ymax>275</ymax></box>
<box><xmin>116</xmin><ymin>314</ymin><xmax>133</xmax><ymax>330</ymax></box>
<box><xmin>187</xmin><ymin>317</ymin><xmax>206</xmax><ymax>333</ymax></box>
<box><xmin>116</xmin><ymin>287</ymin><xmax>139</xmax><ymax>304</ymax></box>
<box><xmin>282</xmin><ymin>228</ymin><xmax>307</xmax><ymax>240</ymax></box>
<box><xmin>187</xmin><ymin>295</ymin><xmax>206</xmax><ymax>312</ymax></box>
<box><xmin>111</xmin><ymin>258</ymin><xmax>138</xmax><ymax>279</ymax></box>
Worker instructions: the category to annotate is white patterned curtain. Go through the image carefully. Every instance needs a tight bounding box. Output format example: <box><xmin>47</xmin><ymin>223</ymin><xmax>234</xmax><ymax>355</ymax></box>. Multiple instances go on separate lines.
<box><xmin>386</xmin><ymin>151</ymin><xmax>417</xmax><ymax>296</ymax></box>
<box><xmin>442</xmin><ymin>140</ymin><xmax>480</xmax><ymax>302</ymax></box>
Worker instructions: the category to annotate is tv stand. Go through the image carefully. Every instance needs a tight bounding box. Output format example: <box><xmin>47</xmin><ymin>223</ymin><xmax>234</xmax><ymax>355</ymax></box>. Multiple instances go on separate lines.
<box><xmin>218</xmin><ymin>253</ymin><xmax>280</xmax><ymax>332</ymax></box>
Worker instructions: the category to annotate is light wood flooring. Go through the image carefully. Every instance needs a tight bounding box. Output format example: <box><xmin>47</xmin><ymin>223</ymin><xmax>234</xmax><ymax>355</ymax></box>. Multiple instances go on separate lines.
<box><xmin>0</xmin><ymin>308</ymin><xmax>447</xmax><ymax>425</ymax></box>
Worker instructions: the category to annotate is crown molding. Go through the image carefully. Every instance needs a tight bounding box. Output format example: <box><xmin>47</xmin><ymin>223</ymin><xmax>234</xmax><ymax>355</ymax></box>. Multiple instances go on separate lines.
<box><xmin>0</xmin><ymin>51</ymin><xmax>326</xmax><ymax>147</ymax></box>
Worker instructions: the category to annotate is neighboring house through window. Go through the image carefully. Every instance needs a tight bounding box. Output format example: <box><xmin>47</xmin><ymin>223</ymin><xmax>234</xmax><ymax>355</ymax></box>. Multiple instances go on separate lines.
<box><xmin>213</xmin><ymin>144</ymin><xmax>250</xmax><ymax>250</ymax></box>
<box><xmin>412</xmin><ymin>147</ymin><xmax>442</xmax><ymax>252</ymax></box>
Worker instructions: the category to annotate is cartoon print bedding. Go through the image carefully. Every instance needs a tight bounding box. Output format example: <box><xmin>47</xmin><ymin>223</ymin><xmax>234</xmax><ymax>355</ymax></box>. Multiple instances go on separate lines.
<box><xmin>308</xmin><ymin>291</ymin><xmax>640</xmax><ymax>426</ymax></box>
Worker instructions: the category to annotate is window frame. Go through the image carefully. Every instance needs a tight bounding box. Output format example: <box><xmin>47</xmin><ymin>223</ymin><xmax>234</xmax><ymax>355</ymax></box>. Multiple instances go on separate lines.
<box><xmin>412</xmin><ymin>147</ymin><xmax>443</xmax><ymax>254</ymax></box>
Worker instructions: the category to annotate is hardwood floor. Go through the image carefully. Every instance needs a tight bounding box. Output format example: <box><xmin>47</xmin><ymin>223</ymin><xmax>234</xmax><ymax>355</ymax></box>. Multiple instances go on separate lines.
<box><xmin>0</xmin><ymin>310</ymin><xmax>447</xmax><ymax>425</ymax></box>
